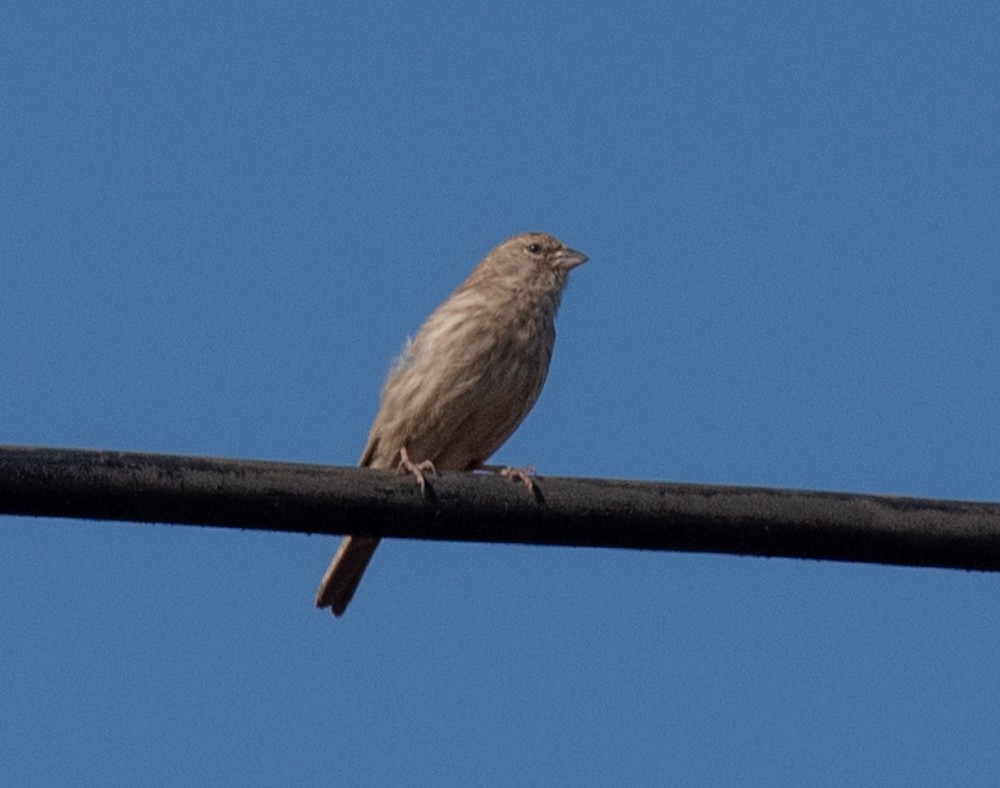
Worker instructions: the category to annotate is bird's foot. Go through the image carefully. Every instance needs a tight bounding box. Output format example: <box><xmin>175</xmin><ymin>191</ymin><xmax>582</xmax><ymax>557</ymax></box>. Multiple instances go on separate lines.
<box><xmin>397</xmin><ymin>446</ymin><xmax>437</xmax><ymax>496</ymax></box>
<box><xmin>480</xmin><ymin>463</ymin><xmax>538</xmax><ymax>495</ymax></box>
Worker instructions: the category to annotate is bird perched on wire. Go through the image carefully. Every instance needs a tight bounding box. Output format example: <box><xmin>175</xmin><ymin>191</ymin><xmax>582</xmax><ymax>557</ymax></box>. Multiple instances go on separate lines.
<box><xmin>315</xmin><ymin>232</ymin><xmax>588</xmax><ymax>616</ymax></box>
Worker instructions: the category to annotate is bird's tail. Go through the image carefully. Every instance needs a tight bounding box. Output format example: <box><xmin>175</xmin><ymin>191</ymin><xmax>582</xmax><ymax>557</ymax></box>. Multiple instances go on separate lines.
<box><xmin>315</xmin><ymin>535</ymin><xmax>381</xmax><ymax>616</ymax></box>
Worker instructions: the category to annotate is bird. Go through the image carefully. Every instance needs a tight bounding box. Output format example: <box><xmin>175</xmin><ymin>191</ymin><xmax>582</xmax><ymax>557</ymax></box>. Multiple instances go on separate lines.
<box><xmin>315</xmin><ymin>232</ymin><xmax>587</xmax><ymax>616</ymax></box>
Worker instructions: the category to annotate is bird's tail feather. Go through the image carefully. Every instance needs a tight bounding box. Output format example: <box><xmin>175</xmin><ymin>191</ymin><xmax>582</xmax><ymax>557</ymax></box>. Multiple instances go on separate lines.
<box><xmin>315</xmin><ymin>535</ymin><xmax>381</xmax><ymax>616</ymax></box>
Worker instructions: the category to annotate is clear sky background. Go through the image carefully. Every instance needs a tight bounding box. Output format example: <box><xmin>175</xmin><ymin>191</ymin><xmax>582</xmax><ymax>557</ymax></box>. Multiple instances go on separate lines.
<box><xmin>3</xmin><ymin>3</ymin><xmax>1000</xmax><ymax>785</ymax></box>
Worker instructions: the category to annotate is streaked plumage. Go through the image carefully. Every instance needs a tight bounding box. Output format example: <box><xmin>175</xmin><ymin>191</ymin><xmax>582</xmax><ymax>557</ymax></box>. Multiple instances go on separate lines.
<box><xmin>316</xmin><ymin>232</ymin><xmax>587</xmax><ymax>616</ymax></box>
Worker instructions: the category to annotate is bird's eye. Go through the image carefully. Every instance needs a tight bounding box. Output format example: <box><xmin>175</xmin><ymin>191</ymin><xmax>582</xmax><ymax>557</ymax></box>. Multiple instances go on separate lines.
<box><xmin>527</xmin><ymin>243</ymin><xmax>542</xmax><ymax>254</ymax></box>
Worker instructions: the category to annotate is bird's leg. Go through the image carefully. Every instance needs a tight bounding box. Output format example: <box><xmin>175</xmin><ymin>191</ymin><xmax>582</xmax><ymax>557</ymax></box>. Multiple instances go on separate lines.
<box><xmin>397</xmin><ymin>446</ymin><xmax>437</xmax><ymax>496</ymax></box>
<box><xmin>479</xmin><ymin>463</ymin><xmax>537</xmax><ymax>494</ymax></box>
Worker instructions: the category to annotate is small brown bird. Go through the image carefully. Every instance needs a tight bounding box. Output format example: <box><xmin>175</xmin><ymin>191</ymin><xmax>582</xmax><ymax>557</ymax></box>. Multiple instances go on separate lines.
<box><xmin>315</xmin><ymin>232</ymin><xmax>587</xmax><ymax>616</ymax></box>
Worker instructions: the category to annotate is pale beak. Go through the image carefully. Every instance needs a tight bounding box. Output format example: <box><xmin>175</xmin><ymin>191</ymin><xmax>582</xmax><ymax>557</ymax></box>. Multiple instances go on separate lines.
<box><xmin>554</xmin><ymin>246</ymin><xmax>588</xmax><ymax>272</ymax></box>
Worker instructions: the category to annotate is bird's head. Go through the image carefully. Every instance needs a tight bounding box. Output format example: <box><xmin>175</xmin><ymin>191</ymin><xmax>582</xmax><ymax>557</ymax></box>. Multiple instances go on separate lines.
<box><xmin>479</xmin><ymin>232</ymin><xmax>588</xmax><ymax>293</ymax></box>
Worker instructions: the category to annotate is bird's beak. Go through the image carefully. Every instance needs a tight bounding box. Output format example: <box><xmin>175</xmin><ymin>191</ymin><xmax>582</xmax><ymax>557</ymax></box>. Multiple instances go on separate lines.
<box><xmin>554</xmin><ymin>246</ymin><xmax>588</xmax><ymax>272</ymax></box>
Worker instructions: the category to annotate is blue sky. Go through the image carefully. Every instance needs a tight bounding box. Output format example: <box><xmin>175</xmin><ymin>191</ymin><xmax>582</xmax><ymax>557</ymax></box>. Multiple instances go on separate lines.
<box><xmin>3</xmin><ymin>2</ymin><xmax>1000</xmax><ymax>785</ymax></box>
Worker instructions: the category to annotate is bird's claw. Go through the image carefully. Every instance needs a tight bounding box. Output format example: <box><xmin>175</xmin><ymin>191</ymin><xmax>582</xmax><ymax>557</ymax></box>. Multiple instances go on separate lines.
<box><xmin>481</xmin><ymin>463</ymin><xmax>537</xmax><ymax>494</ymax></box>
<box><xmin>397</xmin><ymin>446</ymin><xmax>437</xmax><ymax>496</ymax></box>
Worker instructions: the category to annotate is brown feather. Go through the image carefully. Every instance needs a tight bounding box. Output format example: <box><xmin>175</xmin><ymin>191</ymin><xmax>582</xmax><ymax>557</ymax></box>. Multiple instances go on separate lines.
<box><xmin>315</xmin><ymin>232</ymin><xmax>586</xmax><ymax>616</ymax></box>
